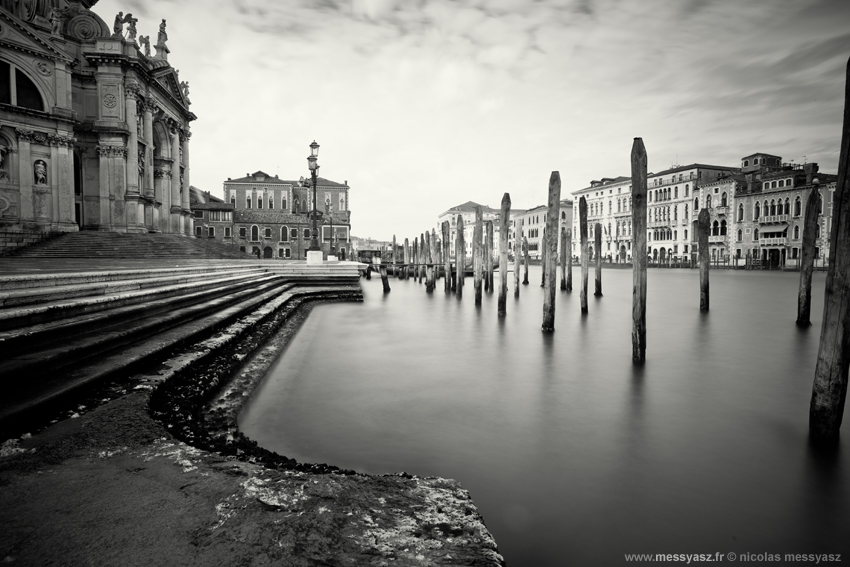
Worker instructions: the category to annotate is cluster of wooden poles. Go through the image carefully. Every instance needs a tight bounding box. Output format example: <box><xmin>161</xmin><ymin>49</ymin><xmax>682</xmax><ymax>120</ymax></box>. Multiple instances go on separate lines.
<box><xmin>371</xmin><ymin>56</ymin><xmax>850</xmax><ymax>437</ymax></box>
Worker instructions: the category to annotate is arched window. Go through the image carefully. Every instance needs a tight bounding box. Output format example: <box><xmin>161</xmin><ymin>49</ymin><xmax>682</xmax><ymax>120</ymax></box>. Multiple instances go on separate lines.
<box><xmin>684</xmin><ymin>204</ymin><xmax>689</xmax><ymax>220</ymax></box>
<box><xmin>608</xmin><ymin>201</ymin><xmax>612</xmax><ymax>214</ymax></box>
<box><xmin>794</xmin><ymin>225</ymin><xmax>800</xmax><ymax>239</ymax></box>
<box><xmin>269</xmin><ymin>197</ymin><xmax>274</xmax><ymax>209</ymax></box>
<box><xmin>770</xmin><ymin>200</ymin><xmax>776</xmax><ymax>216</ymax></box>
<box><xmin>280</xmin><ymin>226</ymin><xmax>289</xmax><ymax>241</ymax></box>
<box><xmin>675</xmin><ymin>187</ymin><xmax>678</xmax><ymax>198</ymax></box>
<box><xmin>230</xmin><ymin>196</ymin><xmax>235</xmax><ymax>206</ymax></box>
<box><xmin>712</xmin><ymin>220</ymin><xmax>719</xmax><ymax>236</ymax></box>
<box><xmin>674</xmin><ymin>206</ymin><xmax>678</xmax><ymax>220</ymax></box>
<box><xmin>721</xmin><ymin>192</ymin><xmax>727</xmax><ymax>207</ymax></box>
<box><xmin>257</xmin><ymin>196</ymin><xmax>263</xmax><ymax>209</ymax></box>
<box><xmin>743</xmin><ymin>160</ymin><xmax>749</xmax><ymax>167</ymax></box>
<box><xmin>302</xmin><ymin>198</ymin><xmax>307</xmax><ymax>211</ymax></box>
<box><xmin>816</xmin><ymin>224</ymin><xmax>821</xmax><ymax>239</ymax></box>
<box><xmin>694</xmin><ymin>197</ymin><xmax>699</xmax><ymax>211</ymax></box>
<box><xmin>685</xmin><ymin>184</ymin><xmax>689</xmax><ymax>196</ymax></box>
<box><xmin>737</xmin><ymin>204</ymin><xmax>743</xmax><ymax>222</ymax></box>
<box><xmin>763</xmin><ymin>200</ymin><xmax>769</xmax><ymax>216</ymax></box>
<box><xmin>282</xmin><ymin>197</ymin><xmax>287</xmax><ymax>210</ymax></box>
<box><xmin>794</xmin><ymin>197</ymin><xmax>801</xmax><ymax>216</ymax></box>
<box><xmin>779</xmin><ymin>180</ymin><xmax>785</xmax><ymax>187</ymax></box>
<box><xmin>737</xmin><ymin>229</ymin><xmax>742</xmax><ymax>242</ymax></box>
<box><xmin>754</xmin><ymin>228</ymin><xmax>759</xmax><ymax>241</ymax></box>
<box><xmin>720</xmin><ymin>220</ymin><xmax>727</xmax><ymax>236</ymax></box>
<box><xmin>0</xmin><ymin>62</ymin><xmax>46</xmax><ymax>111</ymax></box>
<box><xmin>250</xmin><ymin>225</ymin><xmax>259</xmax><ymax>241</ymax></box>
<box><xmin>706</xmin><ymin>195</ymin><xmax>712</xmax><ymax>208</ymax></box>
<box><xmin>246</xmin><ymin>197</ymin><xmax>251</xmax><ymax>209</ymax></box>
<box><xmin>684</xmin><ymin>229</ymin><xmax>688</xmax><ymax>240</ymax></box>
<box><xmin>784</xmin><ymin>199</ymin><xmax>790</xmax><ymax>215</ymax></box>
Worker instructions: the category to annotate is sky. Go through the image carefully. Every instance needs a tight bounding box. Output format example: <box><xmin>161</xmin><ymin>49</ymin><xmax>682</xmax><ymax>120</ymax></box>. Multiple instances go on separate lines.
<box><xmin>92</xmin><ymin>0</ymin><xmax>850</xmax><ymax>241</ymax></box>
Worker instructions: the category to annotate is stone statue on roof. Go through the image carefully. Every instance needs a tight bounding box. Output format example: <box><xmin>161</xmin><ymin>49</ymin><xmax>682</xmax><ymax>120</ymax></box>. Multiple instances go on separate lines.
<box><xmin>139</xmin><ymin>35</ymin><xmax>151</xmax><ymax>56</ymax></box>
<box><xmin>179</xmin><ymin>81</ymin><xmax>189</xmax><ymax>98</ymax></box>
<box><xmin>113</xmin><ymin>12</ymin><xmax>124</xmax><ymax>37</ymax></box>
<box><xmin>157</xmin><ymin>19</ymin><xmax>168</xmax><ymax>45</ymax></box>
<box><xmin>127</xmin><ymin>15</ymin><xmax>138</xmax><ymax>41</ymax></box>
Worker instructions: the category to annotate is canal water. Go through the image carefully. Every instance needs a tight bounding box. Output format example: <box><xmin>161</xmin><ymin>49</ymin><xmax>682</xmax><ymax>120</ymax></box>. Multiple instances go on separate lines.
<box><xmin>239</xmin><ymin>267</ymin><xmax>850</xmax><ymax>565</ymax></box>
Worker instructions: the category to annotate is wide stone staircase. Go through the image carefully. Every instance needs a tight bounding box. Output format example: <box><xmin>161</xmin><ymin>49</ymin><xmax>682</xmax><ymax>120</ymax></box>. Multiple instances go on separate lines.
<box><xmin>7</xmin><ymin>231</ymin><xmax>254</xmax><ymax>259</ymax></box>
<box><xmin>0</xmin><ymin>262</ymin><xmax>362</xmax><ymax>438</ymax></box>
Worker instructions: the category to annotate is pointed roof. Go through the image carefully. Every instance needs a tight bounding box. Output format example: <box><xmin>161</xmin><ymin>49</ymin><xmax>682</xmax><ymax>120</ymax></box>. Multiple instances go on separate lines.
<box><xmin>0</xmin><ymin>9</ymin><xmax>74</xmax><ymax>63</ymax></box>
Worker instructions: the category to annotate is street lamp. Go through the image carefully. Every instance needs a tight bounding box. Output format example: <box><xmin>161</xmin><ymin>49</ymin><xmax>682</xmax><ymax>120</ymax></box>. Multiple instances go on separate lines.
<box><xmin>307</xmin><ymin>140</ymin><xmax>322</xmax><ymax>255</ymax></box>
<box><xmin>326</xmin><ymin>201</ymin><xmax>336</xmax><ymax>256</ymax></box>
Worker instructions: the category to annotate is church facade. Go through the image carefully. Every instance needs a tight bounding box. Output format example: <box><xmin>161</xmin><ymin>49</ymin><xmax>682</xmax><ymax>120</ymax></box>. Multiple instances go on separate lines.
<box><xmin>0</xmin><ymin>0</ymin><xmax>196</xmax><ymax>236</ymax></box>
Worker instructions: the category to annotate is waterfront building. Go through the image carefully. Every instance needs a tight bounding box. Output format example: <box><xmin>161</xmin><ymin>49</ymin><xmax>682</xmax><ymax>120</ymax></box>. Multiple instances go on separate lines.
<box><xmin>437</xmin><ymin>201</ymin><xmax>512</xmax><ymax>258</ymax></box>
<box><xmin>570</xmin><ymin>176</ymin><xmax>632</xmax><ymax>262</ymax></box>
<box><xmin>570</xmin><ymin>164</ymin><xmax>739</xmax><ymax>264</ymax></box>
<box><xmin>0</xmin><ymin>2</ymin><xmax>196</xmax><ymax>236</ymax></box>
<box><xmin>190</xmin><ymin>188</ymin><xmax>234</xmax><ymax>245</ymax></box>
<box><xmin>729</xmin><ymin>153</ymin><xmax>836</xmax><ymax>268</ymax></box>
<box><xmin>223</xmin><ymin>171</ymin><xmax>351</xmax><ymax>259</ymax></box>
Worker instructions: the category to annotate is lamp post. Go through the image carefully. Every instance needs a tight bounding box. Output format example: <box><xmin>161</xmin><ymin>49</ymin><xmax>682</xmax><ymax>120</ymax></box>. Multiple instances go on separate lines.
<box><xmin>306</xmin><ymin>141</ymin><xmax>324</xmax><ymax>264</ymax></box>
<box><xmin>326</xmin><ymin>201</ymin><xmax>336</xmax><ymax>256</ymax></box>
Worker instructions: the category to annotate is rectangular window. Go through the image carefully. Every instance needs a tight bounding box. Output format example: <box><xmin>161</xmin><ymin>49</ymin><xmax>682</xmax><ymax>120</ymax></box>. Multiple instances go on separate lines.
<box><xmin>282</xmin><ymin>198</ymin><xmax>287</xmax><ymax>210</ymax></box>
<box><xmin>291</xmin><ymin>228</ymin><xmax>298</xmax><ymax>238</ymax></box>
<box><xmin>304</xmin><ymin>229</ymin><xmax>310</xmax><ymax>238</ymax></box>
<box><xmin>285</xmin><ymin>248</ymin><xmax>291</xmax><ymax>258</ymax></box>
<box><xmin>208</xmin><ymin>227</ymin><xmax>215</xmax><ymax>237</ymax></box>
<box><xmin>239</xmin><ymin>246</ymin><xmax>245</xmax><ymax>253</ymax></box>
<box><xmin>264</xmin><ymin>228</ymin><xmax>272</xmax><ymax>238</ymax></box>
<box><xmin>258</xmin><ymin>197</ymin><xmax>263</xmax><ymax>209</ymax></box>
<box><xmin>224</xmin><ymin>227</ymin><xmax>231</xmax><ymax>237</ymax></box>
<box><xmin>195</xmin><ymin>226</ymin><xmax>202</xmax><ymax>236</ymax></box>
<box><xmin>246</xmin><ymin>198</ymin><xmax>251</xmax><ymax>209</ymax></box>
<box><xmin>194</xmin><ymin>210</ymin><xmax>203</xmax><ymax>218</ymax></box>
<box><xmin>239</xmin><ymin>227</ymin><xmax>246</xmax><ymax>238</ymax></box>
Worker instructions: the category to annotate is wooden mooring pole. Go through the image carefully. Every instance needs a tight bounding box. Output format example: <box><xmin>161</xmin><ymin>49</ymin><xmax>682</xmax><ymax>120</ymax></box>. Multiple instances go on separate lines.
<box><xmin>404</xmin><ymin>238</ymin><xmax>410</xmax><ymax>279</ymax></box>
<box><xmin>456</xmin><ymin>214</ymin><xmax>465</xmax><ymax>297</ymax></box>
<box><xmin>698</xmin><ymin>208</ymin><xmax>710</xmax><ymax>311</ymax></box>
<box><xmin>432</xmin><ymin>229</ymin><xmax>440</xmax><ymax>282</ymax></box>
<box><xmin>392</xmin><ymin>235</ymin><xmax>397</xmax><ymax>275</ymax></box>
<box><xmin>594</xmin><ymin>222</ymin><xmax>603</xmax><ymax>297</ymax></box>
<box><xmin>540</xmin><ymin>226</ymin><xmax>547</xmax><ymax>288</ymax></box>
<box><xmin>498</xmin><ymin>193</ymin><xmax>511</xmax><ymax>315</ymax></box>
<box><xmin>810</xmin><ymin>55</ymin><xmax>850</xmax><ymax>439</ymax></box>
<box><xmin>486</xmin><ymin>220</ymin><xmax>494</xmax><ymax>293</ymax></box>
<box><xmin>542</xmin><ymin>172</ymin><xmax>561</xmax><ymax>331</ymax></box>
<box><xmin>797</xmin><ymin>180</ymin><xmax>822</xmax><ymax>326</ymax></box>
<box><xmin>442</xmin><ymin>221</ymin><xmax>451</xmax><ymax>292</ymax></box>
<box><xmin>474</xmin><ymin>206</ymin><xmax>484</xmax><ymax>305</ymax></box>
<box><xmin>559</xmin><ymin>226</ymin><xmax>567</xmax><ymax>291</ymax></box>
<box><xmin>380</xmin><ymin>264</ymin><xmax>391</xmax><ymax>292</ymax></box>
<box><xmin>514</xmin><ymin>231</ymin><xmax>521</xmax><ymax>297</ymax></box>
<box><xmin>424</xmin><ymin>230</ymin><xmax>434</xmax><ymax>292</ymax></box>
<box><xmin>566</xmin><ymin>228</ymin><xmax>573</xmax><ymax>292</ymax></box>
<box><xmin>522</xmin><ymin>236</ymin><xmax>530</xmax><ymax>285</ymax></box>
<box><xmin>579</xmin><ymin>196</ymin><xmax>589</xmax><ymax>313</ymax></box>
<box><xmin>631</xmin><ymin>138</ymin><xmax>648</xmax><ymax>363</ymax></box>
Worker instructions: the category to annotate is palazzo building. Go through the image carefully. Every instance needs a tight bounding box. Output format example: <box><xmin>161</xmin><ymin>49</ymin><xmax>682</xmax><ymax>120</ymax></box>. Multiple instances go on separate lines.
<box><xmin>223</xmin><ymin>171</ymin><xmax>351</xmax><ymax>259</ymax></box>
<box><xmin>0</xmin><ymin>0</ymin><xmax>195</xmax><ymax>236</ymax></box>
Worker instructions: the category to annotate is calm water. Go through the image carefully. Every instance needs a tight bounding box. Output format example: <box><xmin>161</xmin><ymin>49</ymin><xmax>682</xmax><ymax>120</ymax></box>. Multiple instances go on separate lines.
<box><xmin>239</xmin><ymin>267</ymin><xmax>850</xmax><ymax>565</ymax></box>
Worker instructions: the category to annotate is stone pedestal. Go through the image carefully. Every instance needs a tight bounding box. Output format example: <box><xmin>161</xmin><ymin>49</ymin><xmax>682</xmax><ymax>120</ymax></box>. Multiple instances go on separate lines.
<box><xmin>327</xmin><ymin>255</ymin><xmax>338</xmax><ymax>262</ymax></box>
<box><xmin>307</xmin><ymin>250</ymin><xmax>324</xmax><ymax>265</ymax></box>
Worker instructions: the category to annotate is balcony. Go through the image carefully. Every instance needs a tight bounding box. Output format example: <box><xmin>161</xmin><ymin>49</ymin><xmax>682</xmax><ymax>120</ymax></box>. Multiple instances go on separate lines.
<box><xmin>714</xmin><ymin>205</ymin><xmax>729</xmax><ymax>215</ymax></box>
<box><xmin>759</xmin><ymin>237</ymin><xmax>787</xmax><ymax>246</ymax></box>
<box><xmin>648</xmin><ymin>220</ymin><xmax>671</xmax><ymax>228</ymax></box>
<box><xmin>760</xmin><ymin>214</ymin><xmax>788</xmax><ymax>224</ymax></box>
<box><xmin>708</xmin><ymin>235</ymin><xmax>727</xmax><ymax>243</ymax></box>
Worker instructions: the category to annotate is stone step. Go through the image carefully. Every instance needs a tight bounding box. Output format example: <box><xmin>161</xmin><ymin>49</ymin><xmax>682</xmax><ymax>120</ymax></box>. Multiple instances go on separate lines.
<box><xmin>0</xmin><ymin>265</ymin><xmax>263</xmax><ymax>292</ymax></box>
<box><xmin>0</xmin><ymin>281</ymin><xmax>318</xmax><ymax>436</ymax></box>
<box><xmin>0</xmin><ymin>270</ymin><xmax>275</xmax><ymax>331</ymax></box>
<box><xmin>0</xmin><ymin>277</ymin><xmax>292</xmax><ymax>382</ymax></box>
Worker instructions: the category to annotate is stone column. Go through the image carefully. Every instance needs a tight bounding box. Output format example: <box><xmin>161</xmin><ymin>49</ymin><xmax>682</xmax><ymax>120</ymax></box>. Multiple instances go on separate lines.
<box><xmin>96</xmin><ymin>145</ymin><xmax>112</xmax><ymax>230</ymax></box>
<box><xmin>124</xmin><ymin>86</ymin><xmax>142</xmax><ymax>231</ymax></box>
<box><xmin>169</xmin><ymin>125</ymin><xmax>181</xmax><ymax>234</ymax></box>
<box><xmin>142</xmin><ymin>101</ymin><xmax>156</xmax><ymax>231</ymax></box>
<box><xmin>14</xmin><ymin>129</ymin><xmax>34</xmax><ymax>223</ymax></box>
<box><xmin>180</xmin><ymin>129</ymin><xmax>192</xmax><ymax>235</ymax></box>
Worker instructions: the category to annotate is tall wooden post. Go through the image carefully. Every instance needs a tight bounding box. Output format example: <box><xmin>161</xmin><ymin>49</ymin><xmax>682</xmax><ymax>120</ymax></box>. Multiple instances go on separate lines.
<box><xmin>499</xmin><ymin>193</ymin><xmax>511</xmax><ymax>315</ymax></box>
<box><xmin>810</xmin><ymin>55</ymin><xmax>850</xmax><ymax>438</ymax></box>
<box><xmin>631</xmin><ymin>138</ymin><xmax>648</xmax><ymax>363</ymax></box>
<box><xmin>523</xmin><ymin>236</ymin><xmax>530</xmax><ymax>285</ymax></box>
<box><xmin>413</xmin><ymin>238</ymin><xmax>419</xmax><ymax>282</ymax></box>
<box><xmin>594</xmin><ymin>222</ymin><xmax>603</xmax><ymax>296</ymax></box>
<box><xmin>424</xmin><ymin>230</ymin><xmax>434</xmax><ymax>292</ymax></box>
<box><xmin>542</xmin><ymin>172</ymin><xmax>561</xmax><ymax>331</ymax></box>
<box><xmin>474</xmin><ymin>206</ymin><xmax>484</xmax><ymax>305</ymax></box>
<box><xmin>514</xmin><ymin>231</ymin><xmax>521</xmax><ymax>297</ymax></box>
<box><xmin>420</xmin><ymin>234</ymin><xmax>427</xmax><ymax>282</ymax></box>
<box><xmin>456</xmin><ymin>215</ymin><xmax>465</xmax><ymax>297</ymax></box>
<box><xmin>485</xmin><ymin>220</ymin><xmax>494</xmax><ymax>293</ymax></box>
<box><xmin>442</xmin><ymin>221</ymin><xmax>451</xmax><ymax>292</ymax></box>
<box><xmin>566</xmin><ymin>228</ymin><xmax>573</xmax><ymax>292</ymax></box>
<box><xmin>432</xmin><ymin>228</ymin><xmax>440</xmax><ymax>281</ymax></box>
<box><xmin>540</xmin><ymin>226</ymin><xmax>547</xmax><ymax>288</ymax></box>
<box><xmin>698</xmin><ymin>208</ymin><xmax>710</xmax><ymax>311</ymax></box>
<box><xmin>380</xmin><ymin>264</ymin><xmax>391</xmax><ymax>292</ymax></box>
<box><xmin>579</xmin><ymin>196</ymin><xmax>589</xmax><ymax>314</ymax></box>
<box><xmin>797</xmin><ymin>182</ymin><xmax>822</xmax><ymax>326</ymax></box>
<box><xmin>559</xmin><ymin>226</ymin><xmax>567</xmax><ymax>291</ymax></box>
<box><xmin>392</xmin><ymin>235</ymin><xmax>397</xmax><ymax>275</ymax></box>
<box><xmin>403</xmin><ymin>238</ymin><xmax>410</xmax><ymax>279</ymax></box>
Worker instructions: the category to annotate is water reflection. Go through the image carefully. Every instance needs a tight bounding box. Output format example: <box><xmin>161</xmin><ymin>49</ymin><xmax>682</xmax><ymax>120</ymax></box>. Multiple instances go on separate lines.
<box><xmin>239</xmin><ymin>267</ymin><xmax>849</xmax><ymax>565</ymax></box>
